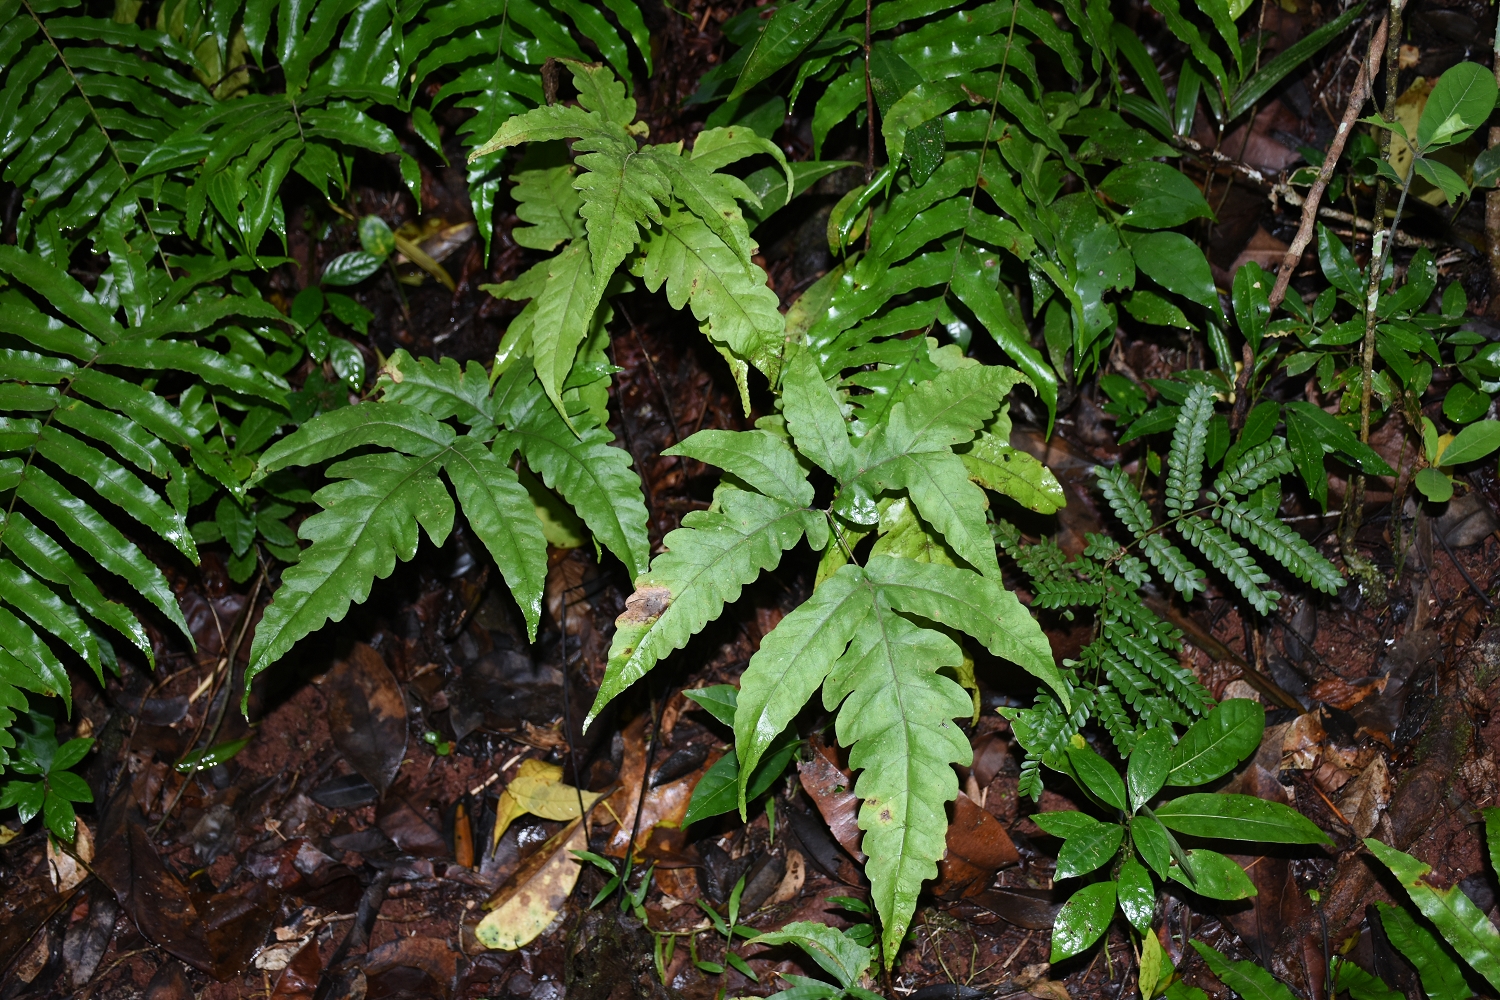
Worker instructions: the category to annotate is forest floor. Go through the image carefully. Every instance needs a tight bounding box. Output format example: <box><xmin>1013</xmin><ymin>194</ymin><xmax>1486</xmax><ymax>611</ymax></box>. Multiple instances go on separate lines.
<box><xmin>7</xmin><ymin>0</ymin><xmax>1500</xmax><ymax>997</ymax></box>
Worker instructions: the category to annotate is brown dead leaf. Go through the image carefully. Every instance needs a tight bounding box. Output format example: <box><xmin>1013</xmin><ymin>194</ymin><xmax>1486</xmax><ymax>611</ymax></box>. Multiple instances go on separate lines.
<box><xmin>1282</xmin><ymin>710</ymin><xmax>1325</xmax><ymax>769</ymax></box>
<box><xmin>1308</xmin><ymin>676</ymin><xmax>1383</xmax><ymax>710</ymax></box>
<box><xmin>270</xmin><ymin>939</ymin><xmax>321</xmax><ymax>999</ymax></box>
<box><xmin>934</xmin><ymin>792</ymin><xmax>1019</xmax><ymax>900</ymax></box>
<box><xmin>603</xmin><ymin>715</ymin><xmax>718</xmax><ymax>858</ymax></box>
<box><xmin>766</xmin><ymin>849</ymin><xmax>806</xmax><ymax>906</ymax></box>
<box><xmin>798</xmin><ymin>735</ymin><xmax>864</xmax><ymax>861</ymax></box>
<box><xmin>476</xmin><ymin>819</ymin><xmax>585</xmax><ymax>950</ymax></box>
<box><xmin>48</xmin><ymin>819</ymin><xmax>91</xmax><ymax>892</ymax></box>
<box><xmin>1337</xmin><ymin>755</ymin><xmax>1391</xmax><ymax>839</ymax></box>
<box><xmin>323</xmin><ymin>643</ymin><xmax>407</xmax><ymax>794</ymax></box>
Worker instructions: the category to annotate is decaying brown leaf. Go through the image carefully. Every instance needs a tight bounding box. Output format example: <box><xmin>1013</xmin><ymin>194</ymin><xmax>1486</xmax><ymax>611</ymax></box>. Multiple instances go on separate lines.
<box><xmin>934</xmin><ymin>791</ymin><xmax>1020</xmax><ymax>899</ymax></box>
<box><xmin>798</xmin><ymin>736</ymin><xmax>865</xmax><ymax>861</ymax></box>
<box><xmin>323</xmin><ymin>643</ymin><xmax>408</xmax><ymax>794</ymax></box>
<box><xmin>476</xmin><ymin>819</ymin><xmax>586</xmax><ymax>950</ymax></box>
<box><xmin>1337</xmin><ymin>755</ymin><xmax>1391</xmax><ymax>838</ymax></box>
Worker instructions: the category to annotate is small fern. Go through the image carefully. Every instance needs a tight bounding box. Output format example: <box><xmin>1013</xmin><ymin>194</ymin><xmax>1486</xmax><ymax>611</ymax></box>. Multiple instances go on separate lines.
<box><xmin>475</xmin><ymin>59</ymin><xmax>792</xmax><ymax>418</ymax></box>
<box><xmin>1001</xmin><ymin>381</ymin><xmax>1344</xmax><ymax>796</ymax></box>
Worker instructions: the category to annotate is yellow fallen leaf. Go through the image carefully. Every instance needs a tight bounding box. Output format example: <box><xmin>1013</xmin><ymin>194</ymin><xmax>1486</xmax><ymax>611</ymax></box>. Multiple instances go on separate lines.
<box><xmin>0</xmin><ymin>824</ymin><xmax>19</xmax><ymax>846</ymax></box>
<box><xmin>476</xmin><ymin>819</ymin><xmax>585</xmax><ymax>950</ymax></box>
<box><xmin>491</xmin><ymin>759</ymin><xmax>603</xmax><ymax>849</ymax></box>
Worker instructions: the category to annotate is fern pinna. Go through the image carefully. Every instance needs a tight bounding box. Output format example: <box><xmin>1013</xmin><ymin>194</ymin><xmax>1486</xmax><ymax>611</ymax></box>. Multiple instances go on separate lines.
<box><xmin>1001</xmin><ymin>382</ymin><xmax>1345</xmax><ymax>797</ymax></box>
<box><xmin>0</xmin><ymin>245</ymin><xmax>295</xmax><ymax>775</ymax></box>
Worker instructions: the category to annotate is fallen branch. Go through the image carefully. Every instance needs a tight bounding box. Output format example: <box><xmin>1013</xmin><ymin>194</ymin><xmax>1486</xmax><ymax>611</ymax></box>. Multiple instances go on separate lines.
<box><xmin>1267</xmin><ymin>14</ymin><xmax>1389</xmax><ymax>313</ymax></box>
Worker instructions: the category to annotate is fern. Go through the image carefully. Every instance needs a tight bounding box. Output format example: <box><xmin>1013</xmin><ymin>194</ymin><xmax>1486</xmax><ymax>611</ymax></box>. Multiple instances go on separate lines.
<box><xmin>1002</xmin><ymin>378</ymin><xmax>1344</xmax><ymax>796</ymax></box>
<box><xmin>474</xmin><ymin>60</ymin><xmax>792</xmax><ymax>415</ymax></box>
<box><xmin>245</xmin><ymin>350</ymin><xmax>643</xmax><ymax>700</ymax></box>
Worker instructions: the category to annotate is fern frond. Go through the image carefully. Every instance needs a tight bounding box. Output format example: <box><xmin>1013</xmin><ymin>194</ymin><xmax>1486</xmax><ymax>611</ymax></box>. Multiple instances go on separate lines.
<box><xmin>245</xmin><ymin>451</ymin><xmax>456</xmax><ymax>702</ymax></box>
<box><xmin>592</xmin><ymin>487</ymin><xmax>822</xmax><ymax>726</ymax></box>
<box><xmin>1104</xmin><ymin>622</ymin><xmax>1213</xmax><ymax>715</ymax></box>
<box><xmin>1094</xmin><ymin>464</ymin><xmax>1154</xmax><ymax>538</ymax></box>
<box><xmin>1217</xmin><ymin>499</ymin><xmax>1344</xmax><ymax>594</ymax></box>
<box><xmin>1141</xmin><ymin>534</ymin><xmax>1209</xmax><ymax>598</ymax></box>
<box><xmin>1101</xmin><ymin>591</ymin><xmax>1184</xmax><ymax>650</ymax></box>
<box><xmin>1032</xmin><ymin>578</ymin><xmax>1107</xmax><ymax>609</ymax></box>
<box><xmin>1164</xmin><ymin>383</ymin><xmax>1215</xmax><ymax>515</ymax></box>
<box><xmin>1095</xmin><ymin>685</ymin><xmax>1140</xmax><ymax>756</ymax></box>
<box><xmin>1179</xmin><ymin>515</ymin><xmax>1280</xmax><ymax>615</ymax></box>
<box><xmin>1213</xmin><ymin>438</ymin><xmax>1294</xmax><ymax>497</ymax></box>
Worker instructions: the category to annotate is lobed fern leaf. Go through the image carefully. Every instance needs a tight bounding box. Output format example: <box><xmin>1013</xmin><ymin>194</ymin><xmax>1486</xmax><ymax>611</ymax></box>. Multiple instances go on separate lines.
<box><xmin>1165</xmin><ymin>383</ymin><xmax>1215</xmax><ymax>515</ymax></box>
<box><xmin>1216</xmin><ymin>499</ymin><xmax>1344</xmax><ymax>594</ymax></box>
<box><xmin>1213</xmin><ymin>438</ymin><xmax>1295</xmax><ymax>497</ymax></box>
<box><xmin>1094</xmin><ymin>464</ymin><xmax>1154</xmax><ymax>538</ymax></box>
<box><xmin>1179</xmin><ymin>515</ymin><xmax>1280</xmax><ymax>615</ymax></box>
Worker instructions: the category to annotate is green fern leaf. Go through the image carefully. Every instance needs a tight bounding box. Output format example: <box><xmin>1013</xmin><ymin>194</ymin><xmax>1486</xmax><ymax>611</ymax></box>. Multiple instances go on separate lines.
<box><xmin>637</xmin><ymin>206</ymin><xmax>783</xmax><ymax>381</ymax></box>
<box><xmin>34</xmin><ymin>426</ymin><xmax>195</xmax><ymax>560</ymax></box>
<box><xmin>14</xmin><ymin>465</ymin><xmax>190</xmax><ymax>642</ymax></box>
<box><xmin>257</xmin><ymin>402</ymin><xmax>455</xmax><ymax>474</ymax></box>
<box><xmin>739</xmin><ymin>558</ymin><xmax>1030</xmax><ymax>966</ymax></box>
<box><xmin>1141</xmin><ymin>535</ymin><xmax>1208</xmax><ymax>598</ymax></box>
<box><xmin>959</xmin><ymin>427</ymin><xmax>1065</xmax><ymax>514</ymax></box>
<box><xmin>866</xmin><ymin>452</ymin><xmax>999</xmax><ymax>578</ymax></box>
<box><xmin>1213</xmin><ymin>438</ymin><xmax>1294</xmax><ymax>497</ymax></box>
<box><xmin>1031</xmin><ymin>578</ymin><xmax>1107</xmax><ymax>608</ymax></box>
<box><xmin>781</xmin><ymin>346</ymin><xmax>857</xmax><ymax>482</ymax></box>
<box><xmin>1164</xmin><ymin>383</ymin><xmax>1215</xmax><ymax>515</ymax></box>
<box><xmin>1094</xmin><ymin>465</ymin><xmax>1153</xmax><ymax>538</ymax></box>
<box><xmin>1095</xmin><ymin>684</ymin><xmax>1140</xmax><ymax>756</ymax></box>
<box><xmin>442</xmin><ymin>436</ymin><xmax>548</xmax><ymax>640</ymax></box>
<box><xmin>565</xmin><ymin>57</ymin><xmax>638</xmax><ymax>126</ymax></box>
<box><xmin>0</xmin><ymin>556</ymin><xmax>97</xmax><ymax>673</ymax></box>
<box><xmin>2</xmin><ymin>510</ymin><xmax>150</xmax><ymax>665</ymax></box>
<box><xmin>529</xmin><ymin>238</ymin><xmax>603</xmax><ymax>417</ymax></box>
<box><xmin>1101</xmin><ymin>592</ymin><xmax>1183</xmax><ymax>650</ymax></box>
<box><xmin>469</xmin><ymin>103</ymin><xmax>629</xmax><ymax>160</ymax></box>
<box><xmin>645</xmin><ymin>146</ymin><xmax>760</xmax><ymax>268</ymax></box>
<box><xmin>1217</xmin><ymin>499</ymin><xmax>1344</xmax><ymax>594</ymax></box>
<box><xmin>245</xmin><ymin>452</ymin><xmax>455</xmax><ymax>702</ymax></box>
<box><xmin>590</xmin><ymin>486</ymin><xmax>822</xmax><ymax>727</ymax></box>
<box><xmin>377</xmin><ymin>350</ymin><xmax>495</xmax><ymax>429</ymax></box>
<box><xmin>497</xmin><ymin>365</ymin><xmax>650</xmax><ymax>579</ymax></box>
<box><xmin>0</xmin><ymin>605</ymin><xmax>67</xmax><ymax>705</ymax></box>
<box><xmin>511</xmin><ymin>157</ymin><xmax>586</xmax><ymax>252</ymax></box>
<box><xmin>1104</xmin><ymin>622</ymin><xmax>1213</xmax><ymax>714</ymax></box>
<box><xmin>1179</xmin><ymin>515</ymin><xmax>1279</xmax><ymax>615</ymax></box>
<box><xmin>665</xmin><ymin>429</ymin><xmax>813</xmax><ymax>507</ymax></box>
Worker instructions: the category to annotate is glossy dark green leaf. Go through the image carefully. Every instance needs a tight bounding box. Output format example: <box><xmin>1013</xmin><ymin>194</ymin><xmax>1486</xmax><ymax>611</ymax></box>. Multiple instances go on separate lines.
<box><xmin>322</xmin><ymin>250</ymin><xmax>383</xmax><ymax>286</ymax></box>
<box><xmin>1065</xmin><ymin>739</ymin><xmax>1127</xmax><ymax>811</ymax></box>
<box><xmin>1100</xmin><ymin>162</ymin><xmax>1212</xmax><ymax>230</ymax></box>
<box><xmin>1437</xmin><ymin>419</ymin><xmax>1500</xmax><ymax>466</ymax></box>
<box><xmin>1154</xmin><ymin>793</ymin><xmax>1332</xmax><ymax>844</ymax></box>
<box><xmin>1126</xmin><ymin>726</ymin><xmax>1172</xmax><ymax>812</ymax></box>
<box><xmin>1167</xmin><ymin>699</ymin><xmax>1264</xmax><ymax>786</ymax></box>
<box><xmin>683</xmin><ymin>683</ymin><xmax>739</xmax><ymax>727</ymax></box>
<box><xmin>1050</xmin><ymin>880</ymin><xmax>1116</xmax><ymax>961</ymax></box>
<box><xmin>730</xmin><ymin>0</ymin><xmax>845</xmax><ymax>99</ymax></box>
<box><xmin>1417</xmin><ymin>61</ymin><xmax>1497</xmax><ymax>150</ymax></box>
<box><xmin>1167</xmin><ymin>849</ymin><xmax>1255</xmax><ymax>900</ymax></box>
<box><xmin>1054</xmin><ymin>819</ymin><xmax>1126</xmax><ymax>879</ymax></box>
<box><xmin>1317</xmin><ymin>224</ymin><xmax>1362</xmax><ymax>295</ymax></box>
<box><xmin>1129</xmin><ymin>231</ymin><xmax>1219</xmax><ymax>311</ymax></box>
<box><xmin>1225</xmin><ymin>5</ymin><xmax>1363</xmax><ymax>121</ymax></box>
<box><xmin>1131</xmin><ymin>814</ymin><xmax>1174</xmax><ymax>878</ymax></box>
<box><xmin>1116</xmin><ymin>856</ymin><xmax>1155</xmax><ymax>932</ymax></box>
<box><xmin>1367</xmin><ymin>838</ymin><xmax>1500</xmax><ymax>992</ymax></box>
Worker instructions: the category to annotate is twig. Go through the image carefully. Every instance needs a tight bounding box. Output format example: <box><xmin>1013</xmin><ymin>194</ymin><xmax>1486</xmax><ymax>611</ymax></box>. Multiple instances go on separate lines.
<box><xmin>1267</xmin><ymin>14</ymin><xmax>1389</xmax><ymax>313</ymax></box>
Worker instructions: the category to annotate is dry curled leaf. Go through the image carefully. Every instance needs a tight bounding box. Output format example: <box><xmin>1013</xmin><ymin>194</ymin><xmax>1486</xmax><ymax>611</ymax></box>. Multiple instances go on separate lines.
<box><xmin>476</xmin><ymin>819</ymin><xmax>585</xmax><ymax>950</ymax></box>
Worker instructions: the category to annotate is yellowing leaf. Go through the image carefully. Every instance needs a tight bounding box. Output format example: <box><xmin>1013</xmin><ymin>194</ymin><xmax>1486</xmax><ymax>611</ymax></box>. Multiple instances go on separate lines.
<box><xmin>490</xmin><ymin>759</ymin><xmax>603</xmax><ymax>849</ymax></box>
<box><xmin>476</xmin><ymin>819</ymin><xmax>585</xmax><ymax>950</ymax></box>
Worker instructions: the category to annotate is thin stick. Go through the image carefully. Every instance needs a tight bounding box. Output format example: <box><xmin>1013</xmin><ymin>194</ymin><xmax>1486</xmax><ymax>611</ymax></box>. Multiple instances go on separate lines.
<box><xmin>1267</xmin><ymin>15</ymin><xmax>1388</xmax><ymax>313</ymax></box>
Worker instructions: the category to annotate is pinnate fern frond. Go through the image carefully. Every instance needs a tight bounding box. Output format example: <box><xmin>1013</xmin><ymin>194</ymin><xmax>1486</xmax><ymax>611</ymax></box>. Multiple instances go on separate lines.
<box><xmin>592</xmin><ymin>486</ymin><xmax>823</xmax><ymax>728</ymax></box>
<box><xmin>1104</xmin><ymin>622</ymin><xmax>1213</xmax><ymax>715</ymax></box>
<box><xmin>1095</xmin><ymin>464</ymin><xmax>1154</xmax><ymax>538</ymax></box>
<box><xmin>1165</xmin><ymin>383</ymin><xmax>1215</xmax><ymax>515</ymax></box>
<box><xmin>1095</xmin><ymin>684</ymin><xmax>1140</xmax><ymax>756</ymax></box>
<box><xmin>736</xmin><ymin>556</ymin><xmax>1056</xmax><ymax>964</ymax></box>
<box><xmin>1179</xmin><ymin>515</ymin><xmax>1280</xmax><ymax>615</ymax></box>
<box><xmin>1213</xmin><ymin>438</ymin><xmax>1295</xmax><ymax>497</ymax></box>
<box><xmin>1216</xmin><ymin>499</ymin><xmax>1343</xmax><ymax>594</ymax></box>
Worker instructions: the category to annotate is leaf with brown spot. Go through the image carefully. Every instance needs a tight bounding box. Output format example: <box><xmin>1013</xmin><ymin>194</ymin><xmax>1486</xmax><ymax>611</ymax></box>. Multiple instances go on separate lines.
<box><xmin>476</xmin><ymin>819</ymin><xmax>586</xmax><ymax>950</ymax></box>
